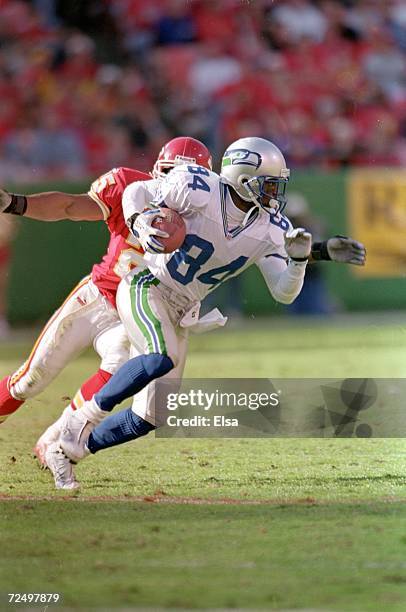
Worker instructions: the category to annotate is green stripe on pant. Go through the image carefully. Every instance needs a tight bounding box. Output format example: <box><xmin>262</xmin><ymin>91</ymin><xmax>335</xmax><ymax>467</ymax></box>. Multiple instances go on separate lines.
<box><xmin>129</xmin><ymin>270</ymin><xmax>167</xmax><ymax>356</ymax></box>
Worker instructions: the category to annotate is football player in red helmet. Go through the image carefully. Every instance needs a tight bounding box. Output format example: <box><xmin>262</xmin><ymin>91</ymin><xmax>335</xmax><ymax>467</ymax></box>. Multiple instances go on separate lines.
<box><xmin>0</xmin><ymin>136</ymin><xmax>212</xmax><ymax>471</ymax></box>
<box><xmin>152</xmin><ymin>136</ymin><xmax>212</xmax><ymax>179</ymax></box>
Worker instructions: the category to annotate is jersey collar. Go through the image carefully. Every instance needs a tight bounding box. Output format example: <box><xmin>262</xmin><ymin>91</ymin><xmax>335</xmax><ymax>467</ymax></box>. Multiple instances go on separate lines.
<box><xmin>220</xmin><ymin>181</ymin><xmax>259</xmax><ymax>239</ymax></box>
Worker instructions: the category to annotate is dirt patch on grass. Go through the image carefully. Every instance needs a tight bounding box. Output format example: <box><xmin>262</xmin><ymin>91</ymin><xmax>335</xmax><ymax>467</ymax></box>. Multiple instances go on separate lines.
<box><xmin>0</xmin><ymin>493</ymin><xmax>405</xmax><ymax>506</ymax></box>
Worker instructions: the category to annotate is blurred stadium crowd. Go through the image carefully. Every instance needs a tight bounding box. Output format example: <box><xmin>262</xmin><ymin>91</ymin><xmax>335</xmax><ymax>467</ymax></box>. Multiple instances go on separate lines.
<box><xmin>1</xmin><ymin>0</ymin><xmax>406</xmax><ymax>182</ymax></box>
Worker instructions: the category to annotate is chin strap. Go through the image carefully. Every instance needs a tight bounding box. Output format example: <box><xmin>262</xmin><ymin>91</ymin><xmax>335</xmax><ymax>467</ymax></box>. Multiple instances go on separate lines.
<box><xmin>242</xmin><ymin>205</ymin><xmax>258</xmax><ymax>226</ymax></box>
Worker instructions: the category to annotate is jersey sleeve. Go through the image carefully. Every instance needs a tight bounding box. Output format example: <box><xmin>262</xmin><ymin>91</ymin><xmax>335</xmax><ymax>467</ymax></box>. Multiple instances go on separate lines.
<box><xmin>152</xmin><ymin>165</ymin><xmax>212</xmax><ymax>215</ymax></box>
<box><xmin>88</xmin><ymin>167</ymin><xmax>151</xmax><ymax>220</ymax></box>
<box><xmin>261</xmin><ymin>215</ymin><xmax>293</xmax><ymax>261</ymax></box>
<box><xmin>256</xmin><ymin>253</ymin><xmax>306</xmax><ymax>304</ymax></box>
<box><xmin>122</xmin><ymin>179</ymin><xmax>161</xmax><ymax>224</ymax></box>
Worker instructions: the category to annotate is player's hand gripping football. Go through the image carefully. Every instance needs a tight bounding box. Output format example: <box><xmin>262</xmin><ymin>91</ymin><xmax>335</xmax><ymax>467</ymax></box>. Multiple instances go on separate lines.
<box><xmin>327</xmin><ymin>236</ymin><xmax>366</xmax><ymax>266</ymax></box>
<box><xmin>284</xmin><ymin>227</ymin><xmax>312</xmax><ymax>261</ymax></box>
<box><xmin>0</xmin><ymin>189</ymin><xmax>11</xmax><ymax>213</ymax></box>
<box><xmin>128</xmin><ymin>208</ymin><xmax>169</xmax><ymax>254</ymax></box>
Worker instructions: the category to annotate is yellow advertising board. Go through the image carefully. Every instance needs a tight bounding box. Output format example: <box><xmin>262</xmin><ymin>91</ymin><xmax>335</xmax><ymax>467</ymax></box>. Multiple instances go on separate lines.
<box><xmin>348</xmin><ymin>169</ymin><xmax>406</xmax><ymax>277</ymax></box>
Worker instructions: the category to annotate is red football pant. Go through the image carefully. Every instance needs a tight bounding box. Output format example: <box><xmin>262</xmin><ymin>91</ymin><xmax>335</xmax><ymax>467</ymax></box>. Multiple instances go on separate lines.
<box><xmin>0</xmin><ymin>369</ymin><xmax>112</xmax><ymax>424</ymax></box>
<box><xmin>70</xmin><ymin>369</ymin><xmax>112</xmax><ymax>410</ymax></box>
<box><xmin>0</xmin><ymin>376</ymin><xmax>24</xmax><ymax>423</ymax></box>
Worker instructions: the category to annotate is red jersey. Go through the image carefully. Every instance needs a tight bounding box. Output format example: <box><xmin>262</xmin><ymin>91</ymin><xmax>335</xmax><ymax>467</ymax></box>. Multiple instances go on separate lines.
<box><xmin>89</xmin><ymin>167</ymin><xmax>151</xmax><ymax>307</ymax></box>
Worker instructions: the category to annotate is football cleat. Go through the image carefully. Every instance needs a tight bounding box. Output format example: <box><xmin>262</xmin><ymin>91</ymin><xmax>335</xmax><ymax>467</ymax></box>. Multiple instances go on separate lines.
<box><xmin>45</xmin><ymin>442</ymin><xmax>80</xmax><ymax>490</ymax></box>
<box><xmin>45</xmin><ymin>443</ymin><xmax>79</xmax><ymax>490</ymax></box>
<box><xmin>33</xmin><ymin>440</ymin><xmax>49</xmax><ymax>469</ymax></box>
<box><xmin>60</xmin><ymin>409</ymin><xmax>93</xmax><ymax>464</ymax></box>
<box><xmin>33</xmin><ymin>406</ymin><xmax>73</xmax><ymax>469</ymax></box>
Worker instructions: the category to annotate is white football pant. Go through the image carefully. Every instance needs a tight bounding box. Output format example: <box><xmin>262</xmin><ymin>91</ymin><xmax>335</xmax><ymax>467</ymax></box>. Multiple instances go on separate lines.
<box><xmin>9</xmin><ymin>277</ymin><xmax>129</xmax><ymax>400</ymax></box>
<box><xmin>116</xmin><ymin>269</ymin><xmax>192</xmax><ymax>425</ymax></box>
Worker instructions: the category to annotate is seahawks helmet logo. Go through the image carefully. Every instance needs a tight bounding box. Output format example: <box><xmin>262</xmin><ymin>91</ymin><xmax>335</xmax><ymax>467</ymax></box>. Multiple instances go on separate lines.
<box><xmin>222</xmin><ymin>148</ymin><xmax>262</xmax><ymax>169</ymax></box>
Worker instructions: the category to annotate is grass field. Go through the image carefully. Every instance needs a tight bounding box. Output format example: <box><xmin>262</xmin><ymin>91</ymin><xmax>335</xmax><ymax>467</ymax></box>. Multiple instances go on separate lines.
<box><xmin>0</xmin><ymin>319</ymin><xmax>406</xmax><ymax>610</ymax></box>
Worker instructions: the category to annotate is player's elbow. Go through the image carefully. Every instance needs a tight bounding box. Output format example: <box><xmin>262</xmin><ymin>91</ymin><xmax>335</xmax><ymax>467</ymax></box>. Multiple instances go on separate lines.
<box><xmin>272</xmin><ymin>291</ymin><xmax>297</xmax><ymax>305</ymax></box>
<box><xmin>269</xmin><ymin>284</ymin><xmax>303</xmax><ymax>304</ymax></box>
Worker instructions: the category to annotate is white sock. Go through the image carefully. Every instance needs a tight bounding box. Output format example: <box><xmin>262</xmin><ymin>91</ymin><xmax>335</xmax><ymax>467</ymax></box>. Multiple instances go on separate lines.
<box><xmin>79</xmin><ymin>397</ymin><xmax>107</xmax><ymax>425</ymax></box>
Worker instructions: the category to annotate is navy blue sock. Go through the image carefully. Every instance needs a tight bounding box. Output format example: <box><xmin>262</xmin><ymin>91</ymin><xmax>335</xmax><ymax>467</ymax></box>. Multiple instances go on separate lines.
<box><xmin>87</xmin><ymin>408</ymin><xmax>155</xmax><ymax>454</ymax></box>
<box><xmin>95</xmin><ymin>353</ymin><xmax>173</xmax><ymax>412</ymax></box>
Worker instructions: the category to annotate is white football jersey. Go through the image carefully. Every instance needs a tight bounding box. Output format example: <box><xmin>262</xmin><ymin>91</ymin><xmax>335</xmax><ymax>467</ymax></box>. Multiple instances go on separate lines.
<box><xmin>140</xmin><ymin>165</ymin><xmax>292</xmax><ymax>302</ymax></box>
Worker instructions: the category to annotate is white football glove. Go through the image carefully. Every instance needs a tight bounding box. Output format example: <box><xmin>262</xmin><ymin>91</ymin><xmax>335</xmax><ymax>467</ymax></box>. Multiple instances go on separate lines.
<box><xmin>0</xmin><ymin>189</ymin><xmax>11</xmax><ymax>213</ymax></box>
<box><xmin>128</xmin><ymin>208</ymin><xmax>169</xmax><ymax>254</ymax></box>
<box><xmin>326</xmin><ymin>236</ymin><xmax>366</xmax><ymax>266</ymax></box>
<box><xmin>284</xmin><ymin>227</ymin><xmax>312</xmax><ymax>261</ymax></box>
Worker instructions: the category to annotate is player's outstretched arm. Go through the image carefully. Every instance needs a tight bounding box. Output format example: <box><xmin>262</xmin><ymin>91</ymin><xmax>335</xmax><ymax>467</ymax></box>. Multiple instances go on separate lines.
<box><xmin>310</xmin><ymin>235</ymin><xmax>366</xmax><ymax>266</ymax></box>
<box><xmin>0</xmin><ymin>188</ymin><xmax>104</xmax><ymax>221</ymax></box>
<box><xmin>258</xmin><ymin>255</ymin><xmax>307</xmax><ymax>305</ymax></box>
<box><xmin>258</xmin><ymin>228</ymin><xmax>312</xmax><ymax>304</ymax></box>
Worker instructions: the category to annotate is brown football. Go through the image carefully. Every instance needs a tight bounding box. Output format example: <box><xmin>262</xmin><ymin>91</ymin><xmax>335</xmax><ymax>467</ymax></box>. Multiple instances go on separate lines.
<box><xmin>152</xmin><ymin>208</ymin><xmax>186</xmax><ymax>253</ymax></box>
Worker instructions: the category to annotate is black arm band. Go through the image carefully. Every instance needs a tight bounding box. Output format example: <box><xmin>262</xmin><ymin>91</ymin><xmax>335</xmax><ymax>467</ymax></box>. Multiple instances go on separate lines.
<box><xmin>4</xmin><ymin>194</ymin><xmax>28</xmax><ymax>216</ymax></box>
<box><xmin>311</xmin><ymin>240</ymin><xmax>331</xmax><ymax>261</ymax></box>
<box><xmin>289</xmin><ymin>256</ymin><xmax>309</xmax><ymax>262</ymax></box>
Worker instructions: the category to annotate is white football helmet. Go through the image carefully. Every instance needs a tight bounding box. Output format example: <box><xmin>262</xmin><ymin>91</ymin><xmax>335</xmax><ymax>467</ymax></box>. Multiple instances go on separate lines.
<box><xmin>220</xmin><ymin>137</ymin><xmax>290</xmax><ymax>215</ymax></box>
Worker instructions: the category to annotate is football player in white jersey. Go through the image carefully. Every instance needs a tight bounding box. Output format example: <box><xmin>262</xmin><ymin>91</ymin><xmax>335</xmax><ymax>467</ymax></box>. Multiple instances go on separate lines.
<box><xmin>44</xmin><ymin>137</ymin><xmax>366</xmax><ymax>489</ymax></box>
<box><xmin>0</xmin><ymin>137</ymin><xmax>213</xmax><ymax>464</ymax></box>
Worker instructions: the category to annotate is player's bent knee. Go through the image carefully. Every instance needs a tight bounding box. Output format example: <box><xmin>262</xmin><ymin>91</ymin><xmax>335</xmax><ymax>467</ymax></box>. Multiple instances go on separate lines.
<box><xmin>141</xmin><ymin>353</ymin><xmax>174</xmax><ymax>377</ymax></box>
<box><xmin>94</xmin><ymin>353</ymin><xmax>175</xmax><ymax>413</ymax></box>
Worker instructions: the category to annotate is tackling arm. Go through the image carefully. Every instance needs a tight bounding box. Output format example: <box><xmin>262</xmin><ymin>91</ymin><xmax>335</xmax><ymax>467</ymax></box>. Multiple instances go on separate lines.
<box><xmin>0</xmin><ymin>189</ymin><xmax>104</xmax><ymax>222</ymax></box>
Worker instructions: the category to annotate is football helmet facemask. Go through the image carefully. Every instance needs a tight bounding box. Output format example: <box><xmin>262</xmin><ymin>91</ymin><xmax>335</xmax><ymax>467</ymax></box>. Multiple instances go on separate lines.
<box><xmin>220</xmin><ymin>137</ymin><xmax>290</xmax><ymax>215</ymax></box>
<box><xmin>152</xmin><ymin>136</ymin><xmax>213</xmax><ymax>179</ymax></box>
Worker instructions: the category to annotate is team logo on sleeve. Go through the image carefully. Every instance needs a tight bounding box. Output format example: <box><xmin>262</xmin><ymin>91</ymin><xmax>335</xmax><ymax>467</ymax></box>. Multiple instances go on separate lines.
<box><xmin>221</xmin><ymin>149</ymin><xmax>262</xmax><ymax>169</ymax></box>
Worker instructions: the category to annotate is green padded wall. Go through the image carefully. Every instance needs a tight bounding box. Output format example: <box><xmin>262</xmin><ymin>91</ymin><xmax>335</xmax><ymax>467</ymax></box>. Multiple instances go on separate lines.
<box><xmin>5</xmin><ymin>173</ymin><xmax>403</xmax><ymax>323</ymax></box>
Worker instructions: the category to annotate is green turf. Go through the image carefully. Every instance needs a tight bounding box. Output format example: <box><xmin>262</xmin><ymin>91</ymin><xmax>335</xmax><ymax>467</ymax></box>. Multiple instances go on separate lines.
<box><xmin>0</xmin><ymin>321</ymin><xmax>406</xmax><ymax>610</ymax></box>
<box><xmin>1</xmin><ymin>500</ymin><xmax>406</xmax><ymax>611</ymax></box>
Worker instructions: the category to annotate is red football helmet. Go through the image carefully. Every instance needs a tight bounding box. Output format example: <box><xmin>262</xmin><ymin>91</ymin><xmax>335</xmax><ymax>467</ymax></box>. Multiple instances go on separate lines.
<box><xmin>152</xmin><ymin>136</ymin><xmax>212</xmax><ymax>179</ymax></box>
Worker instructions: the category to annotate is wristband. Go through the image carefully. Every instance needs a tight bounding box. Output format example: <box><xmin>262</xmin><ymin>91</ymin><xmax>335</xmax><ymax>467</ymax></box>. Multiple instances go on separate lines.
<box><xmin>289</xmin><ymin>256</ymin><xmax>309</xmax><ymax>263</ymax></box>
<box><xmin>4</xmin><ymin>194</ymin><xmax>27</xmax><ymax>216</ymax></box>
<box><xmin>311</xmin><ymin>240</ymin><xmax>331</xmax><ymax>261</ymax></box>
